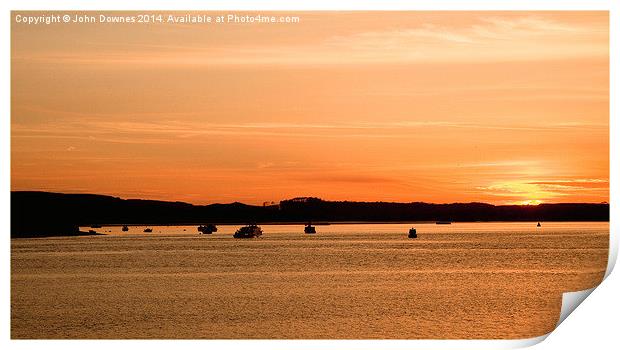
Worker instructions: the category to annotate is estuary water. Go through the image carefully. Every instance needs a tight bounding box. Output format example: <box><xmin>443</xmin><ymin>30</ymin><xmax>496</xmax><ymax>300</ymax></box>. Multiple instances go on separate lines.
<box><xmin>11</xmin><ymin>222</ymin><xmax>608</xmax><ymax>339</ymax></box>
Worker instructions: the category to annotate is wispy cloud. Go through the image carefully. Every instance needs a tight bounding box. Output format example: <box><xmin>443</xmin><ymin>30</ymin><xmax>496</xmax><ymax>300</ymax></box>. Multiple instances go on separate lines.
<box><xmin>12</xmin><ymin>15</ymin><xmax>607</xmax><ymax>67</ymax></box>
<box><xmin>297</xmin><ymin>174</ymin><xmax>400</xmax><ymax>185</ymax></box>
<box><xmin>325</xmin><ymin>15</ymin><xmax>606</xmax><ymax>63</ymax></box>
<box><xmin>528</xmin><ymin>179</ymin><xmax>609</xmax><ymax>189</ymax></box>
<box><xmin>11</xmin><ymin>116</ymin><xmax>608</xmax><ymax>145</ymax></box>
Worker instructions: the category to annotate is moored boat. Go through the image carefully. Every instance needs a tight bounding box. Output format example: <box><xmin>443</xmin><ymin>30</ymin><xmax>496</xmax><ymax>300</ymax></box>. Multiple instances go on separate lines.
<box><xmin>144</xmin><ymin>228</ymin><xmax>153</xmax><ymax>233</ymax></box>
<box><xmin>408</xmin><ymin>227</ymin><xmax>417</xmax><ymax>238</ymax></box>
<box><xmin>122</xmin><ymin>225</ymin><xmax>129</xmax><ymax>232</ymax></box>
<box><xmin>198</xmin><ymin>224</ymin><xmax>217</xmax><ymax>234</ymax></box>
<box><xmin>537</xmin><ymin>222</ymin><xmax>541</xmax><ymax>227</ymax></box>
<box><xmin>234</xmin><ymin>224</ymin><xmax>262</xmax><ymax>238</ymax></box>
<box><xmin>304</xmin><ymin>222</ymin><xmax>316</xmax><ymax>234</ymax></box>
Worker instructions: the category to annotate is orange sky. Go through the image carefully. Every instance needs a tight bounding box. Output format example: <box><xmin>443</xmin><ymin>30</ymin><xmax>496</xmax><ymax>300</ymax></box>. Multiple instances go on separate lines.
<box><xmin>11</xmin><ymin>11</ymin><xmax>609</xmax><ymax>205</ymax></box>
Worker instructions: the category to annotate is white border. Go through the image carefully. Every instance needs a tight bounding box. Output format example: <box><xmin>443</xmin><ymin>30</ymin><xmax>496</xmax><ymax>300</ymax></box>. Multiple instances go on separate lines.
<box><xmin>1</xmin><ymin>1</ymin><xmax>617</xmax><ymax>349</ymax></box>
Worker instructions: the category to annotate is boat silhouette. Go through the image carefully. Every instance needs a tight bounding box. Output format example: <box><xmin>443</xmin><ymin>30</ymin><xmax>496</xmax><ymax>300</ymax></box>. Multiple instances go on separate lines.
<box><xmin>408</xmin><ymin>227</ymin><xmax>417</xmax><ymax>238</ymax></box>
<box><xmin>234</xmin><ymin>224</ymin><xmax>263</xmax><ymax>238</ymax></box>
<box><xmin>143</xmin><ymin>228</ymin><xmax>153</xmax><ymax>233</ymax></box>
<box><xmin>198</xmin><ymin>224</ymin><xmax>217</xmax><ymax>234</ymax></box>
<box><xmin>122</xmin><ymin>225</ymin><xmax>129</xmax><ymax>232</ymax></box>
<box><xmin>304</xmin><ymin>222</ymin><xmax>316</xmax><ymax>234</ymax></box>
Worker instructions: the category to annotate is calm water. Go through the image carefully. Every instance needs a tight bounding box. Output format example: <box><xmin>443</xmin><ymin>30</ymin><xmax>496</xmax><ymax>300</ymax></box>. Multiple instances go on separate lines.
<box><xmin>11</xmin><ymin>222</ymin><xmax>608</xmax><ymax>339</ymax></box>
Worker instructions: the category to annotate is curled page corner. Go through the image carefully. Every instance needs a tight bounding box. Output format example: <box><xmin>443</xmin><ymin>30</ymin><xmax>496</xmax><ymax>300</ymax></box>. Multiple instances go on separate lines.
<box><xmin>552</xmin><ymin>225</ymin><xmax>616</xmax><ymax>331</ymax></box>
<box><xmin>508</xmin><ymin>225</ymin><xmax>616</xmax><ymax>348</ymax></box>
<box><xmin>556</xmin><ymin>287</ymin><xmax>597</xmax><ymax>327</ymax></box>
<box><xmin>554</xmin><ymin>221</ymin><xmax>617</xmax><ymax>320</ymax></box>
<box><xmin>483</xmin><ymin>289</ymin><xmax>597</xmax><ymax>350</ymax></box>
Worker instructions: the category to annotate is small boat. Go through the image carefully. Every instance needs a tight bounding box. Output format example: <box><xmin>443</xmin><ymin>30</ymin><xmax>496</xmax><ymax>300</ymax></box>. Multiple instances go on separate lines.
<box><xmin>88</xmin><ymin>229</ymin><xmax>97</xmax><ymax>234</ymax></box>
<box><xmin>198</xmin><ymin>224</ymin><xmax>217</xmax><ymax>234</ymax></box>
<box><xmin>436</xmin><ymin>221</ymin><xmax>452</xmax><ymax>225</ymax></box>
<box><xmin>304</xmin><ymin>223</ymin><xmax>316</xmax><ymax>234</ymax></box>
<box><xmin>408</xmin><ymin>228</ymin><xmax>417</xmax><ymax>239</ymax></box>
<box><xmin>122</xmin><ymin>225</ymin><xmax>129</xmax><ymax>232</ymax></box>
<box><xmin>234</xmin><ymin>224</ymin><xmax>263</xmax><ymax>238</ymax></box>
<box><xmin>537</xmin><ymin>222</ymin><xmax>541</xmax><ymax>227</ymax></box>
<box><xmin>144</xmin><ymin>228</ymin><xmax>153</xmax><ymax>233</ymax></box>
<box><xmin>90</xmin><ymin>225</ymin><xmax>102</xmax><ymax>228</ymax></box>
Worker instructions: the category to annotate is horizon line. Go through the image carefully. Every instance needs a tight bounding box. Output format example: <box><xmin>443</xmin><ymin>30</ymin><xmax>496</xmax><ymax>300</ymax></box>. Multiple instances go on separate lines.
<box><xmin>10</xmin><ymin>190</ymin><xmax>609</xmax><ymax>207</ymax></box>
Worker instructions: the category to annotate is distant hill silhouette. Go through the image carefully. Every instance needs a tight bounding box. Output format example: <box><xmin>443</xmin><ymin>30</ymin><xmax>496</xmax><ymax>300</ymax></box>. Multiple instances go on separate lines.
<box><xmin>11</xmin><ymin>192</ymin><xmax>609</xmax><ymax>237</ymax></box>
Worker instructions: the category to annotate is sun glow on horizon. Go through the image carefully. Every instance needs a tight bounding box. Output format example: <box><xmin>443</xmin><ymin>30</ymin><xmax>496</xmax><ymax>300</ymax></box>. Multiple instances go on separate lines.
<box><xmin>514</xmin><ymin>199</ymin><xmax>544</xmax><ymax>206</ymax></box>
